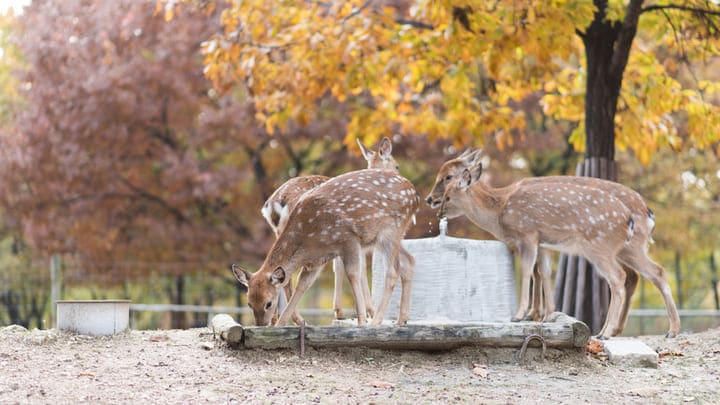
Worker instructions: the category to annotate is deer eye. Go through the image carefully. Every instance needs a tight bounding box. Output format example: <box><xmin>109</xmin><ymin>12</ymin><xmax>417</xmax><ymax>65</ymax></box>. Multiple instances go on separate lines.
<box><xmin>264</xmin><ymin>302</ymin><xmax>272</xmax><ymax>310</ymax></box>
<box><xmin>445</xmin><ymin>175</ymin><xmax>453</xmax><ymax>180</ymax></box>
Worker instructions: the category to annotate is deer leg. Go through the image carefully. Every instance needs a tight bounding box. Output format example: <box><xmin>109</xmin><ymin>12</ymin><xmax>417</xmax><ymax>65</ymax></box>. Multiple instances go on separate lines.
<box><xmin>371</xmin><ymin>236</ymin><xmax>401</xmax><ymax>326</ymax></box>
<box><xmin>539</xmin><ymin>249</ymin><xmax>555</xmax><ymax>320</ymax></box>
<box><xmin>332</xmin><ymin>258</ymin><xmax>346</xmax><ymax>319</ymax></box>
<box><xmin>593</xmin><ymin>258</ymin><xmax>626</xmax><ymax>340</ymax></box>
<box><xmin>512</xmin><ymin>242</ymin><xmax>538</xmax><ymax>322</ymax></box>
<box><xmin>282</xmin><ymin>278</ymin><xmax>304</xmax><ymax>326</ymax></box>
<box><xmin>524</xmin><ymin>265</ymin><xmax>543</xmax><ymax>321</ymax></box>
<box><xmin>621</xmin><ymin>249</ymin><xmax>681</xmax><ymax>338</ymax></box>
<box><xmin>395</xmin><ymin>247</ymin><xmax>415</xmax><ymax>325</ymax></box>
<box><xmin>358</xmin><ymin>253</ymin><xmax>375</xmax><ymax>318</ymax></box>
<box><xmin>341</xmin><ymin>243</ymin><xmax>367</xmax><ymax>326</ymax></box>
<box><xmin>617</xmin><ymin>266</ymin><xmax>639</xmax><ymax>333</ymax></box>
<box><xmin>276</xmin><ymin>265</ymin><xmax>323</xmax><ymax>326</ymax></box>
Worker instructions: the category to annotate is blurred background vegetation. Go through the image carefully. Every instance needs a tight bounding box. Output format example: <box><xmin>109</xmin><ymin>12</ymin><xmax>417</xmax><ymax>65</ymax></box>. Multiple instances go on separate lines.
<box><xmin>0</xmin><ymin>1</ymin><xmax>718</xmax><ymax>334</ymax></box>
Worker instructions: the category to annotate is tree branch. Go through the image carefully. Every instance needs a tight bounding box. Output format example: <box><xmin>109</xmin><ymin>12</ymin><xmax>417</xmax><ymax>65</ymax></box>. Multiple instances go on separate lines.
<box><xmin>609</xmin><ymin>0</ymin><xmax>644</xmax><ymax>82</ymax></box>
<box><xmin>118</xmin><ymin>176</ymin><xmax>187</xmax><ymax>223</ymax></box>
<box><xmin>641</xmin><ymin>4</ymin><xmax>720</xmax><ymax>16</ymax></box>
<box><xmin>395</xmin><ymin>18</ymin><xmax>434</xmax><ymax>30</ymax></box>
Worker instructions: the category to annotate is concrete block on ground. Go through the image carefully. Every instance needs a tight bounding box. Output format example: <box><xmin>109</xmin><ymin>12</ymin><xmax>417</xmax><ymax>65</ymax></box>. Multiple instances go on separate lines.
<box><xmin>603</xmin><ymin>339</ymin><xmax>658</xmax><ymax>368</ymax></box>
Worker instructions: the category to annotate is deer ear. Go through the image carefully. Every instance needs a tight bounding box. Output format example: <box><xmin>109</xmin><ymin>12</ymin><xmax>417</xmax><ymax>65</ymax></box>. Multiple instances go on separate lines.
<box><xmin>356</xmin><ymin>138</ymin><xmax>371</xmax><ymax>161</ymax></box>
<box><xmin>460</xmin><ymin>168</ymin><xmax>473</xmax><ymax>189</ymax></box>
<box><xmin>469</xmin><ymin>162</ymin><xmax>483</xmax><ymax>182</ymax></box>
<box><xmin>465</xmin><ymin>149</ymin><xmax>482</xmax><ymax>166</ymax></box>
<box><xmin>231</xmin><ymin>264</ymin><xmax>252</xmax><ymax>288</ymax></box>
<box><xmin>270</xmin><ymin>267</ymin><xmax>286</xmax><ymax>285</ymax></box>
<box><xmin>378</xmin><ymin>136</ymin><xmax>393</xmax><ymax>159</ymax></box>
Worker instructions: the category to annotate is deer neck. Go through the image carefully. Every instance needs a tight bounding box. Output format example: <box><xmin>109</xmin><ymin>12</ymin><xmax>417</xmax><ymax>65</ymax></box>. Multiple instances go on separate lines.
<box><xmin>462</xmin><ymin>181</ymin><xmax>510</xmax><ymax>240</ymax></box>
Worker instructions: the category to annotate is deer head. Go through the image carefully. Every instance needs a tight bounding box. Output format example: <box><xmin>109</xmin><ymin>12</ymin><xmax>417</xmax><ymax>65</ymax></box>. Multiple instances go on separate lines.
<box><xmin>426</xmin><ymin>148</ymin><xmax>481</xmax><ymax>209</ymax></box>
<box><xmin>231</xmin><ymin>263</ymin><xmax>285</xmax><ymax>326</ymax></box>
<box><xmin>357</xmin><ymin>136</ymin><xmax>400</xmax><ymax>172</ymax></box>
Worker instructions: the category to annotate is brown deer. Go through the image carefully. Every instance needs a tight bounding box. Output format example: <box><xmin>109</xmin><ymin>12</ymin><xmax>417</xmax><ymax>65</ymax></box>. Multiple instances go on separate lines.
<box><xmin>435</xmin><ymin>163</ymin><xmax>680</xmax><ymax>339</ymax></box>
<box><xmin>259</xmin><ymin>137</ymin><xmax>412</xmax><ymax>322</ymax></box>
<box><xmin>235</xmin><ymin>168</ymin><xmax>418</xmax><ymax>326</ymax></box>
<box><xmin>427</xmin><ymin>149</ymin><xmax>658</xmax><ymax>326</ymax></box>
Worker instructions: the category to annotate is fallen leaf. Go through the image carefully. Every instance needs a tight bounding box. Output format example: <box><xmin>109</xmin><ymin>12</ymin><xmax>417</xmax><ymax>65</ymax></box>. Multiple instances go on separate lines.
<box><xmin>149</xmin><ymin>335</ymin><xmax>169</xmax><ymax>342</ymax></box>
<box><xmin>658</xmin><ymin>349</ymin><xmax>684</xmax><ymax>359</ymax></box>
<box><xmin>683</xmin><ymin>396</ymin><xmax>696</xmax><ymax>402</ymax></box>
<box><xmin>472</xmin><ymin>365</ymin><xmax>489</xmax><ymax>378</ymax></box>
<box><xmin>365</xmin><ymin>380</ymin><xmax>395</xmax><ymax>389</ymax></box>
<box><xmin>585</xmin><ymin>340</ymin><xmax>604</xmax><ymax>355</ymax></box>
<box><xmin>200</xmin><ymin>342</ymin><xmax>214</xmax><ymax>351</ymax></box>
<box><xmin>77</xmin><ymin>373</ymin><xmax>95</xmax><ymax>378</ymax></box>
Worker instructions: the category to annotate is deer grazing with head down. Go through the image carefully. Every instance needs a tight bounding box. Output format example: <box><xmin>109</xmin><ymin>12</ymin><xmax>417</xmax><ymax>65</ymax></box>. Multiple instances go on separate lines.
<box><xmin>426</xmin><ymin>149</ymin><xmax>667</xmax><ymax>326</ymax></box>
<box><xmin>257</xmin><ymin>137</ymin><xmax>413</xmax><ymax>323</ymax></box>
<box><xmin>432</xmin><ymin>160</ymin><xmax>680</xmax><ymax>339</ymax></box>
<box><xmin>236</xmin><ymin>168</ymin><xmax>418</xmax><ymax>326</ymax></box>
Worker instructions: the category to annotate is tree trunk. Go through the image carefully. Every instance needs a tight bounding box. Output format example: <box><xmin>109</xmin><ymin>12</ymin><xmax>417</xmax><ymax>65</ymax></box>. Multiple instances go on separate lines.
<box><xmin>169</xmin><ymin>275</ymin><xmax>187</xmax><ymax>329</ymax></box>
<box><xmin>554</xmin><ymin>0</ymin><xmax>644</xmax><ymax>335</ymax></box>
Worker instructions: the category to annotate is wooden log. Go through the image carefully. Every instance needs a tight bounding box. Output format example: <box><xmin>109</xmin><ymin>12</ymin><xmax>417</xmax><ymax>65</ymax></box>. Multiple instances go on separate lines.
<box><xmin>211</xmin><ymin>314</ymin><xmax>244</xmax><ymax>347</ymax></box>
<box><xmin>241</xmin><ymin>314</ymin><xmax>590</xmax><ymax>351</ymax></box>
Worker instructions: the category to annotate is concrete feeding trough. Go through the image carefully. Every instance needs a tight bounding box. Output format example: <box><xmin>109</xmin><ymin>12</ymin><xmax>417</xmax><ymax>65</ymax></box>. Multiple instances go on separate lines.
<box><xmin>56</xmin><ymin>300</ymin><xmax>130</xmax><ymax>335</ymax></box>
<box><xmin>372</xmin><ymin>219</ymin><xmax>517</xmax><ymax>323</ymax></box>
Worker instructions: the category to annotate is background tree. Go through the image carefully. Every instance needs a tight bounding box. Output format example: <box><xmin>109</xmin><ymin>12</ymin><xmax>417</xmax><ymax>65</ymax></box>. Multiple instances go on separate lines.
<box><xmin>0</xmin><ymin>0</ymin><xmax>388</xmax><ymax>327</ymax></box>
<box><xmin>199</xmin><ymin>0</ymin><xmax>720</xmax><ymax>332</ymax></box>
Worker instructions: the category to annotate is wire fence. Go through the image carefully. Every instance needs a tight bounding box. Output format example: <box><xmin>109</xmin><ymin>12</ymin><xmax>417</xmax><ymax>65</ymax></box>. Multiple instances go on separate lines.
<box><xmin>2</xmin><ymin>256</ymin><xmax>719</xmax><ymax>336</ymax></box>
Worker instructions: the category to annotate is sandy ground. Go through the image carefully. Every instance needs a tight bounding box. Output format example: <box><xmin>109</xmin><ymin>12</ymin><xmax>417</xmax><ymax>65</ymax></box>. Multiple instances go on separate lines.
<box><xmin>1</xmin><ymin>324</ymin><xmax>719</xmax><ymax>404</ymax></box>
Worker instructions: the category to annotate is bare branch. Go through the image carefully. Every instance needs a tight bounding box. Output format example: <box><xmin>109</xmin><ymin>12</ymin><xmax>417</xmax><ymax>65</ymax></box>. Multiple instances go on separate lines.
<box><xmin>610</xmin><ymin>0</ymin><xmax>644</xmax><ymax>82</ymax></box>
<box><xmin>118</xmin><ymin>176</ymin><xmax>187</xmax><ymax>223</ymax></box>
<box><xmin>641</xmin><ymin>4</ymin><xmax>720</xmax><ymax>16</ymax></box>
<box><xmin>394</xmin><ymin>18</ymin><xmax>434</xmax><ymax>30</ymax></box>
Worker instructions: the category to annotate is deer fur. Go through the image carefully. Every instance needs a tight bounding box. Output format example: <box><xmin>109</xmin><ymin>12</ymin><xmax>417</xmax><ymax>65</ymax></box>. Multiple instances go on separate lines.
<box><xmin>237</xmin><ymin>168</ymin><xmax>418</xmax><ymax>326</ymax></box>
<box><xmin>435</xmin><ymin>163</ymin><xmax>679</xmax><ymax>339</ymax></box>
<box><xmin>427</xmin><ymin>149</ymin><xmax>659</xmax><ymax>326</ymax></box>
<box><xmin>258</xmin><ymin>137</ymin><xmax>412</xmax><ymax>323</ymax></box>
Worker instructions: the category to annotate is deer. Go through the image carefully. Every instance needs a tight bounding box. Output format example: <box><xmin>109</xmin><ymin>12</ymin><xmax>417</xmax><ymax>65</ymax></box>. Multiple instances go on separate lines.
<box><xmin>426</xmin><ymin>149</ymin><xmax>658</xmax><ymax>326</ymax></box>
<box><xmin>258</xmin><ymin>137</ymin><xmax>412</xmax><ymax>323</ymax></box>
<box><xmin>433</xmin><ymin>162</ymin><xmax>680</xmax><ymax>339</ymax></box>
<box><xmin>236</xmin><ymin>168</ymin><xmax>419</xmax><ymax>326</ymax></box>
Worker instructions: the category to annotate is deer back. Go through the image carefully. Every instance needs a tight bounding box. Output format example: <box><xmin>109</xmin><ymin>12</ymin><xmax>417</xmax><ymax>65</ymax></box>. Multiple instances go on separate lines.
<box><xmin>261</xmin><ymin>175</ymin><xmax>330</xmax><ymax>236</ymax></box>
<box><xmin>499</xmin><ymin>182</ymin><xmax>635</xmax><ymax>254</ymax></box>
<box><xmin>266</xmin><ymin>169</ymin><xmax>419</xmax><ymax>271</ymax></box>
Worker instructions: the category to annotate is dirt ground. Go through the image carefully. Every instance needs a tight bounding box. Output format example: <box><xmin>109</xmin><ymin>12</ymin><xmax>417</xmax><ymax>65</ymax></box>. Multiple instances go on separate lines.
<box><xmin>1</xmin><ymin>324</ymin><xmax>719</xmax><ymax>404</ymax></box>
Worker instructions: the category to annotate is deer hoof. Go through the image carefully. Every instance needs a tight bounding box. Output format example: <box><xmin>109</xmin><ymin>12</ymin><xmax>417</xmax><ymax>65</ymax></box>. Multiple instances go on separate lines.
<box><xmin>510</xmin><ymin>317</ymin><xmax>522</xmax><ymax>322</ymax></box>
<box><xmin>333</xmin><ymin>309</ymin><xmax>345</xmax><ymax>320</ymax></box>
<box><xmin>665</xmin><ymin>331</ymin><xmax>678</xmax><ymax>339</ymax></box>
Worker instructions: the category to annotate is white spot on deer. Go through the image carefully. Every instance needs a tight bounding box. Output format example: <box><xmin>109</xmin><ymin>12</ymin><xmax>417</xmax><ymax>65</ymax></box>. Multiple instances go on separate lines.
<box><xmin>586</xmin><ymin>195</ymin><xmax>592</xmax><ymax>201</ymax></box>
<box><xmin>589</xmin><ymin>217</ymin><xmax>596</xmax><ymax>225</ymax></box>
<box><xmin>372</xmin><ymin>180</ymin><xmax>380</xmax><ymax>186</ymax></box>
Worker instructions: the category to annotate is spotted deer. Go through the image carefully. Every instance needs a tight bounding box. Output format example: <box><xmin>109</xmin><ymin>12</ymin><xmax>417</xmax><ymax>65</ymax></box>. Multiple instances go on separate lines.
<box><xmin>235</xmin><ymin>169</ymin><xmax>419</xmax><ymax>326</ymax></box>
<box><xmin>427</xmin><ymin>149</ymin><xmax>659</xmax><ymax>326</ymax></box>
<box><xmin>435</xmin><ymin>164</ymin><xmax>680</xmax><ymax>339</ymax></box>
<box><xmin>259</xmin><ymin>137</ymin><xmax>412</xmax><ymax>322</ymax></box>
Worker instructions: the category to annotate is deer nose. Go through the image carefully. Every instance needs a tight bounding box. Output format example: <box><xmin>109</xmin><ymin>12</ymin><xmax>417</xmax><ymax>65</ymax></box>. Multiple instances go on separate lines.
<box><xmin>425</xmin><ymin>196</ymin><xmax>433</xmax><ymax>205</ymax></box>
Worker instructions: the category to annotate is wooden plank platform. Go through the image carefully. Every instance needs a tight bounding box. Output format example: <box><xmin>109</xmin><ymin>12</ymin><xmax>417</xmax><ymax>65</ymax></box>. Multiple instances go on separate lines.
<box><xmin>212</xmin><ymin>312</ymin><xmax>590</xmax><ymax>351</ymax></box>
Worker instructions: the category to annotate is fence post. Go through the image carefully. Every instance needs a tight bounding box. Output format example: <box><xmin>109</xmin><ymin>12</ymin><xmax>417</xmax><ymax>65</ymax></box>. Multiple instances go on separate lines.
<box><xmin>675</xmin><ymin>251</ymin><xmax>683</xmax><ymax>310</ymax></box>
<box><xmin>711</xmin><ymin>252</ymin><xmax>719</xmax><ymax>311</ymax></box>
<box><xmin>50</xmin><ymin>254</ymin><xmax>62</xmax><ymax>328</ymax></box>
